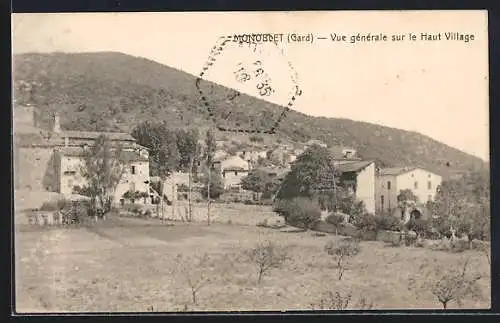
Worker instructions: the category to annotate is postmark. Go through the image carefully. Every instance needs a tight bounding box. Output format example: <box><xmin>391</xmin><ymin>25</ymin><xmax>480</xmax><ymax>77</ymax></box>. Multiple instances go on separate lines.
<box><xmin>195</xmin><ymin>35</ymin><xmax>302</xmax><ymax>134</ymax></box>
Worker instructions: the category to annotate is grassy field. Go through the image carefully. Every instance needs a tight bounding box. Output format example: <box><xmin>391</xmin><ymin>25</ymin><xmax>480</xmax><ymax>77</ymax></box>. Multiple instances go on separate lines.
<box><xmin>15</xmin><ymin>205</ymin><xmax>490</xmax><ymax>313</ymax></box>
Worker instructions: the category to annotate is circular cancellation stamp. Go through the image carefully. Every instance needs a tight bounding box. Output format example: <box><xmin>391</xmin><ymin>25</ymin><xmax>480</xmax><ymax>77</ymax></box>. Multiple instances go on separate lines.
<box><xmin>195</xmin><ymin>34</ymin><xmax>302</xmax><ymax>134</ymax></box>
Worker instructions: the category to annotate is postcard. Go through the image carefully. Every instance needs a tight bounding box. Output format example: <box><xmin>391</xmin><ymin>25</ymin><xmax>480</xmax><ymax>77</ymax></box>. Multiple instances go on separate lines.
<box><xmin>12</xmin><ymin>11</ymin><xmax>490</xmax><ymax>313</ymax></box>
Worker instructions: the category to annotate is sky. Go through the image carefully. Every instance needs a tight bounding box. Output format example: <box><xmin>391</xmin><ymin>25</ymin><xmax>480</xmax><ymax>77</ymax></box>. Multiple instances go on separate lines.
<box><xmin>11</xmin><ymin>11</ymin><xmax>489</xmax><ymax>161</ymax></box>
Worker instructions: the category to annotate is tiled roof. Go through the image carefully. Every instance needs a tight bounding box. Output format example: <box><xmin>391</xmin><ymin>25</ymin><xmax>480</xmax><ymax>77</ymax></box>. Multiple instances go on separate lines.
<box><xmin>336</xmin><ymin>160</ymin><xmax>374</xmax><ymax>173</ymax></box>
<box><xmin>378</xmin><ymin>167</ymin><xmax>416</xmax><ymax>176</ymax></box>
<box><xmin>58</xmin><ymin>147</ymin><xmax>148</xmax><ymax>162</ymax></box>
<box><xmin>59</xmin><ymin>131</ymin><xmax>135</xmax><ymax>141</ymax></box>
<box><xmin>14</xmin><ymin>132</ymin><xmax>64</xmax><ymax>147</ymax></box>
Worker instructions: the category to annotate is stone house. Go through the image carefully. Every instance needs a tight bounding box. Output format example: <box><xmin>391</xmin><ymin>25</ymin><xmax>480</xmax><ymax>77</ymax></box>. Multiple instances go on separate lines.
<box><xmin>375</xmin><ymin>167</ymin><xmax>443</xmax><ymax>213</ymax></box>
<box><xmin>213</xmin><ymin>155</ymin><xmax>251</xmax><ymax>189</ymax></box>
<box><xmin>13</xmin><ymin>106</ymin><xmax>151</xmax><ymax>205</ymax></box>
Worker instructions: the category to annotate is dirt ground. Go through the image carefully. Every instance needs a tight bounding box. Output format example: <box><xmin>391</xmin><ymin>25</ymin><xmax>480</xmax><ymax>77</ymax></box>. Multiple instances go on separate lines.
<box><xmin>14</xmin><ymin>210</ymin><xmax>491</xmax><ymax>313</ymax></box>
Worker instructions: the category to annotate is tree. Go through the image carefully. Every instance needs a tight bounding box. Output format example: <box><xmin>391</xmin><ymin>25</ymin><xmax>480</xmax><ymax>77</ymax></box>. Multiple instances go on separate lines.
<box><xmin>325</xmin><ymin>213</ymin><xmax>346</xmax><ymax>236</ymax></box>
<box><xmin>335</xmin><ymin>186</ymin><xmax>367</xmax><ymax>221</ymax></box>
<box><xmin>324</xmin><ymin>238</ymin><xmax>361</xmax><ymax>280</ymax></box>
<box><xmin>131</xmin><ymin>121</ymin><xmax>180</xmax><ymax>222</ymax></box>
<box><xmin>456</xmin><ymin>203</ymin><xmax>490</xmax><ymax>248</ymax></box>
<box><xmin>203</xmin><ymin>129</ymin><xmax>217</xmax><ymax>225</ymax></box>
<box><xmin>408</xmin><ymin>258</ymin><xmax>482</xmax><ymax>310</ymax></box>
<box><xmin>246</xmin><ymin>241</ymin><xmax>289</xmax><ymax>283</ymax></box>
<box><xmin>276</xmin><ymin>145</ymin><xmax>340</xmax><ymax>212</ymax></box>
<box><xmin>397</xmin><ymin>189</ymin><xmax>419</xmax><ymax>221</ymax></box>
<box><xmin>405</xmin><ymin>218</ymin><xmax>432</xmax><ymax>240</ymax></box>
<box><xmin>173</xmin><ymin>253</ymin><xmax>214</xmax><ymax>305</ymax></box>
<box><xmin>201</xmin><ymin>171</ymin><xmax>224</xmax><ymax>200</ymax></box>
<box><xmin>80</xmin><ymin>135</ymin><xmax>126</xmax><ymax>220</ymax></box>
<box><xmin>427</xmin><ymin>171</ymin><xmax>490</xmax><ymax>241</ymax></box>
<box><xmin>176</xmin><ymin>128</ymin><xmax>200</xmax><ymax>172</ymax></box>
<box><xmin>176</xmin><ymin>128</ymin><xmax>201</xmax><ymax>221</ymax></box>
<box><xmin>240</xmin><ymin>169</ymin><xmax>280</xmax><ymax>200</ymax></box>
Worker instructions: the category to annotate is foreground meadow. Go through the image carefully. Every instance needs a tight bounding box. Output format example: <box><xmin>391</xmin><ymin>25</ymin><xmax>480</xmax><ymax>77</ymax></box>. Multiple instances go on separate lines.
<box><xmin>15</xmin><ymin>205</ymin><xmax>490</xmax><ymax>312</ymax></box>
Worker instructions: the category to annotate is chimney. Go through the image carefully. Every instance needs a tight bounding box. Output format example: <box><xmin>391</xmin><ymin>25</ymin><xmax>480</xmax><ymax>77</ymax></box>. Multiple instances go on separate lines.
<box><xmin>53</xmin><ymin>112</ymin><xmax>61</xmax><ymax>133</ymax></box>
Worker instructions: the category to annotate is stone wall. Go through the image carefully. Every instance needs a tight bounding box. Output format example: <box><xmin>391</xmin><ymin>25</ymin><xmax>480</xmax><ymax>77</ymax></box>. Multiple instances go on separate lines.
<box><xmin>16</xmin><ymin>147</ymin><xmax>59</xmax><ymax>192</ymax></box>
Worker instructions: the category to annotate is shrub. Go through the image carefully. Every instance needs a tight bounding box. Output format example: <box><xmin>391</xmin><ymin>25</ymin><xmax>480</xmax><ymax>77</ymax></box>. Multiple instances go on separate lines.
<box><xmin>325</xmin><ymin>213</ymin><xmax>346</xmax><ymax>235</ymax></box>
<box><xmin>374</xmin><ymin>213</ymin><xmax>402</xmax><ymax>232</ymax></box>
<box><xmin>272</xmin><ymin>199</ymin><xmax>289</xmax><ymax>216</ymax></box>
<box><xmin>58</xmin><ymin>199</ymin><xmax>91</xmax><ymax>225</ymax></box>
<box><xmin>40</xmin><ymin>198</ymin><xmax>68</xmax><ymax>212</ymax></box>
<box><xmin>123</xmin><ymin>203</ymin><xmax>143</xmax><ymax>214</ymax></box>
<box><xmin>324</xmin><ymin>238</ymin><xmax>361</xmax><ymax>280</ymax></box>
<box><xmin>311</xmin><ymin>291</ymin><xmax>374</xmax><ymax>310</ymax></box>
<box><xmin>274</xmin><ymin>197</ymin><xmax>321</xmax><ymax>230</ymax></box>
<box><xmin>405</xmin><ymin>218</ymin><xmax>432</xmax><ymax>239</ymax></box>
<box><xmin>351</xmin><ymin>213</ymin><xmax>378</xmax><ymax>239</ymax></box>
<box><xmin>246</xmin><ymin>241</ymin><xmax>289</xmax><ymax>283</ymax></box>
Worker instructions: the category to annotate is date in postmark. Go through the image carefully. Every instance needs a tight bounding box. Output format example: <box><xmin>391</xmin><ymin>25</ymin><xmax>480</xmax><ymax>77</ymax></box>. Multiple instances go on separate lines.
<box><xmin>195</xmin><ymin>35</ymin><xmax>302</xmax><ymax>134</ymax></box>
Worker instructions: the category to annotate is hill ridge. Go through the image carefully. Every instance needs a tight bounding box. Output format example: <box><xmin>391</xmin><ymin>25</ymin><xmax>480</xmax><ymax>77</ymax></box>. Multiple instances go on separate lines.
<box><xmin>12</xmin><ymin>51</ymin><xmax>487</xmax><ymax>178</ymax></box>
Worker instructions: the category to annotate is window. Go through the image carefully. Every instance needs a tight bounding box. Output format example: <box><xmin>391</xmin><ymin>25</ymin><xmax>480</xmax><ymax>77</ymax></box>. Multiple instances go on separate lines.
<box><xmin>414</xmin><ymin>181</ymin><xmax>418</xmax><ymax>189</ymax></box>
<box><xmin>381</xmin><ymin>195</ymin><xmax>385</xmax><ymax>210</ymax></box>
<box><xmin>428</xmin><ymin>174</ymin><xmax>431</xmax><ymax>178</ymax></box>
<box><xmin>234</xmin><ymin>171</ymin><xmax>238</xmax><ymax>176</ymax></box>
<box><xmin>131</xmin><ymin>166</ymin><xmax>136</xmax><ymax>175</ymax></box>
<box><xmin>428</xmin><ymin>181</ymin><xmax>432</xmax><ymax>190</ymax></box>
<box><xmin>387</xmin><ymin>181</ymin><xmax>391</xmax><ymax>190</ymax></box>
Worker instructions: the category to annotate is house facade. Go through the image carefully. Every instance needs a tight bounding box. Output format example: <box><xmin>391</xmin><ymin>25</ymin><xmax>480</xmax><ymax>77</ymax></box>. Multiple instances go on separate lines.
<box><xmin>214</xmin><ymin>155</ymin><xmax>251</xmax><ymax>189</ymax></box>
<box><xmin>272</xmin><ymin>147</ymin><xmax>376</xmax><ymax>214</ymax></box>
<box><xmin>57</xmin><ymin>146</ymin><xmax>150</xmax><ymax>204</ymax></box>
<box><xmin>14</xmin><ymin>106</ymin><xmax>151</xmax><ymax>205</ymax></box>
<box><xmin>375</xmin><ymin>167</ymin><xmax>443</xmax><ymax>213</ymax></box>
<box><xmin>336</xmin><ymin>160</ymin><xmax>376</xmax><ymax>214</ymax></box>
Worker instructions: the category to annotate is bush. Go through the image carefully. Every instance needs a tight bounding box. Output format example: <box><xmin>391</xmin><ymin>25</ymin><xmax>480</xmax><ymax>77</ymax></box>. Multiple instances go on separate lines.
<box><xmin>274</xmin><ymin>197</ymin><xmax>321</xmax><ymax>230</ymax></box>
<box><xmin>325</xmin><ymin>213</ymin><xmax>346</xmax><ymax>235</ymax></box>
<box><xmin>40</xmin><ymin>198</ymin><xmax>69</xmax><ymax>212</ymax></box>
<box><xmin>246</xmin><ymin>241</ymin><xmax>289</xmax><ymax>283</ymax></box>
<box><xmin>324</xmin><ymin>238</ymin><xmax>361</xmax><ymax>280</ymax></box>
<box><xmin>123</xmin><ymin>203</ymin><xmax>143</xmax><ymax>214</ymax></box>
<box><xmin>405</xmin><ymin>218</ymin><xmax>433</xmax><ymax>239</ymax></box>
<box><xmin>351</xmin><ymin>213</ymin><xmax>378</xmax><ymax>239</ymax></box>
<box><xmin>69</xmin><ymin>200</ymin><xmax>91</xmax><ymax>224</ymax></box>
<box><xmin>326</xmin><ymin>213</ymin><xmax>345</xmax><ymax>226</ymax></box>
<box><xmin>374</xmin><ymin>213</ymin><xmax>402</xmax><ymax>231</ymax></box>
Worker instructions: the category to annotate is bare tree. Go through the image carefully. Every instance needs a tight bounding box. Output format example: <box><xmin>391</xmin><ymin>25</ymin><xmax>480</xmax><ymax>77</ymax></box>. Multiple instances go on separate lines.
<box><xmin>247</xmin><ymin>241</ymin><xmax>289</xmax><ymax>284</ymax></box>
<box><xmin>173</xmin><ymin>253</ymin><xmax>214</xmax><ymax>305</ymax></box>
<box><xmin>324</xmin><ymin>238</ymin><xmax>361</xmax><ymax>281</ymax></box>
<box><xmin>408</xmin><ymin>258</ymin><xmax>482</xmax><ymax>310</ymax></box>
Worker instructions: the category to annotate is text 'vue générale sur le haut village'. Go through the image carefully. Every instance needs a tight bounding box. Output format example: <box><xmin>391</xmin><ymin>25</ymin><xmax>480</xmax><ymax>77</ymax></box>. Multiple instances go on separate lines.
<box><xmin>232</xmin><ymin>32</ymin><xmax>477</xmax><ymax>45</ymax></box>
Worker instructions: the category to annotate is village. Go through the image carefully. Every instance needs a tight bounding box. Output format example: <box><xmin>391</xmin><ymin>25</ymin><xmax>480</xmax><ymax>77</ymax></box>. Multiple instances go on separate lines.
<box><xmin>14</xmin><ymin>104</ymin><xmax>490</xmax><ymax>312</ymax></box>
<box><xmin>14</xmin><ymin>104</ymin><xmax>448</xmax><ymax>224</ymax></box>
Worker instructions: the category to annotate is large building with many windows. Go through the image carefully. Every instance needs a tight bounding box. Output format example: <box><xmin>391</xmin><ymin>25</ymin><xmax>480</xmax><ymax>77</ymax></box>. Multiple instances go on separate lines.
<box><xmin>375</xmin><ymin>167</ymin><xmax>442</xmax><ymax>213</ymax></box>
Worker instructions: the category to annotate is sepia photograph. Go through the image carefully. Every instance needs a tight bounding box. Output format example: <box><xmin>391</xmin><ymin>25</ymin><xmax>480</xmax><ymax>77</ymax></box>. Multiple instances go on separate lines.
<box><xmin>12</xmin><ymin>11</ymin><xmax>490</xmax><ymax>312</ymax></box>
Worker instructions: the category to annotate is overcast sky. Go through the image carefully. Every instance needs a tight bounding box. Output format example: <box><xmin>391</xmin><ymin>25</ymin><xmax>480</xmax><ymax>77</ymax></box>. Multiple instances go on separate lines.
<box><xmin>12</xmin><ymin>11</ymin><xmax>489</xmax><ymax>161</ymax></box>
